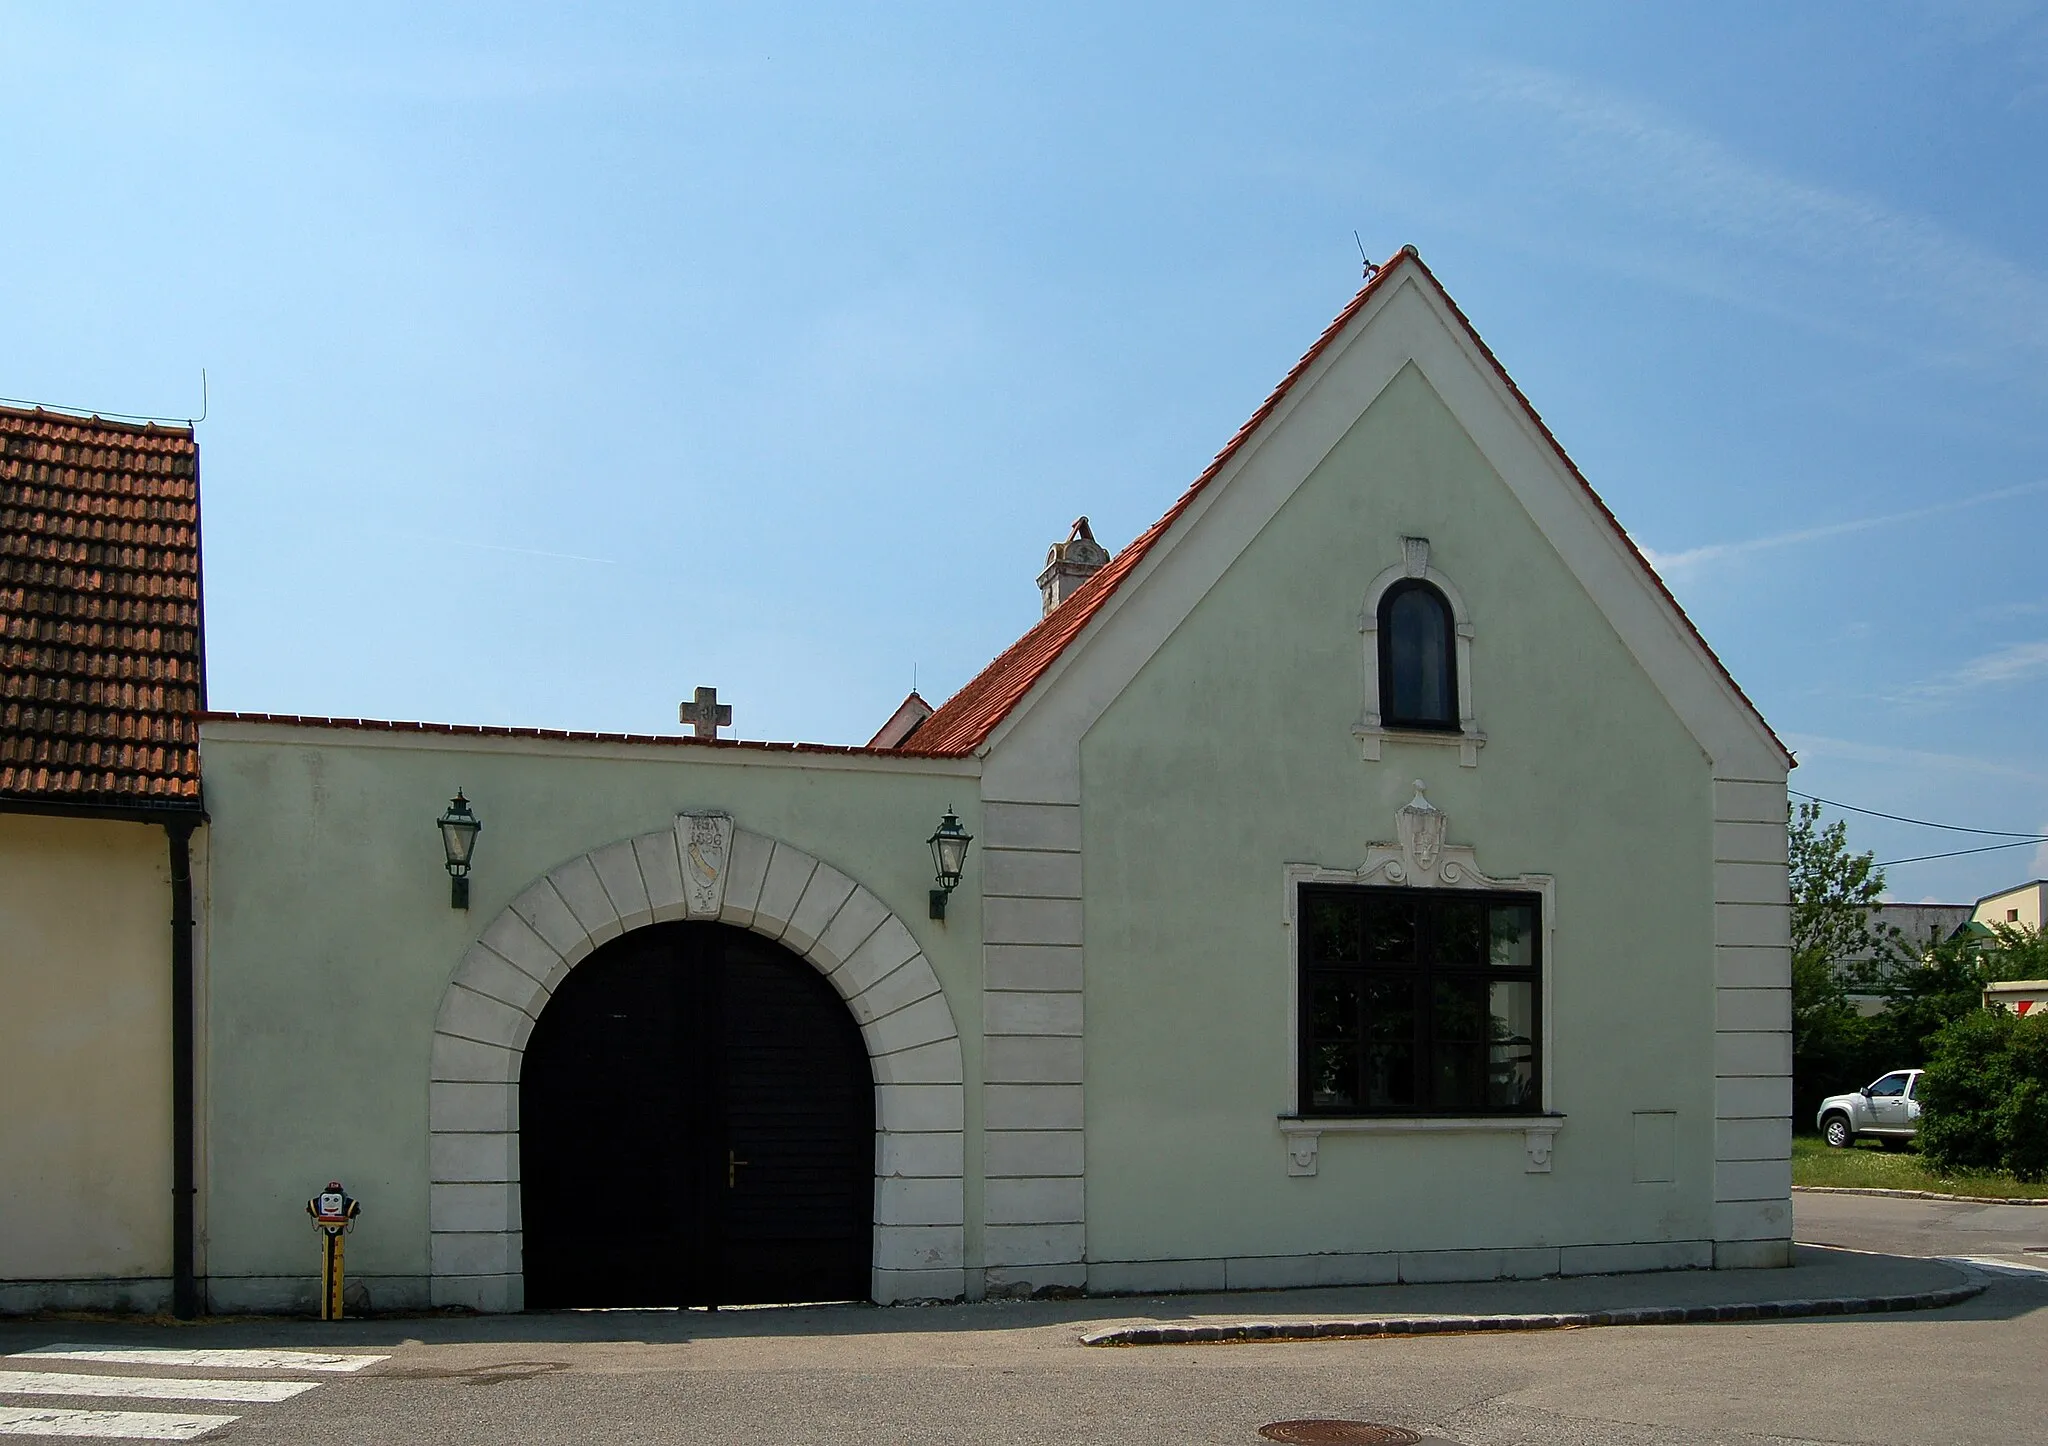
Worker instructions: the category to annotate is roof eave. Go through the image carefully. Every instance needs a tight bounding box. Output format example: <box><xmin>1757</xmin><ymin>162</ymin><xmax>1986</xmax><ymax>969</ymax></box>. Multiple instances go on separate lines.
<box><xmin>0</xmin><ymin>794</ymin><xmax>207</xmax><ymax>826</ymax></box>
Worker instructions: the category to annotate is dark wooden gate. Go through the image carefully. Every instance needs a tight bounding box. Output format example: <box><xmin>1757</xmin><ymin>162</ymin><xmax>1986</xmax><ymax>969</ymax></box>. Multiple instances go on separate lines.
<box><xmin>520</xmin><ymin>921</ymin><xmax>874</xmax><ymax>1308</ymax></box>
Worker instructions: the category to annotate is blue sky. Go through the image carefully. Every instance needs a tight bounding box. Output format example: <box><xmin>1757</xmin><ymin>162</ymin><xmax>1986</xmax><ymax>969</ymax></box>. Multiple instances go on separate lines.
<box><xmin>5</xmin><ymin>4</ymin><xmax>2046</xmax><ymax>901</ymax></box>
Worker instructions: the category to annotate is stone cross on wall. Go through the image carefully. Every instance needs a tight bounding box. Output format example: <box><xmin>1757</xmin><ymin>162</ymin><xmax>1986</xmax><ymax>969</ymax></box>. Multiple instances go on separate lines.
<box><xmin>679</xmin><ymin>686</ymin><xmax>732</xmax><ymax>740</ymax></box>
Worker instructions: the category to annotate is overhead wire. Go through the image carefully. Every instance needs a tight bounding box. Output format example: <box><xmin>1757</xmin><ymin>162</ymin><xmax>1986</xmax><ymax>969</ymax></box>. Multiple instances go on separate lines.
<box><xmin>1873</xmin><ymin>840</ymin><xmax>2046</xmax><ymax>868</ymax></box>
<box><xmin>1790</xmin><ymin>788</ymin><xmax>2047</xmax><ymax>871</ymax></box>
<box><xmin>1789</xmin><ymin>789</ymin><xmax>2048</xmax><ymax>842</ymax></box>
<box><xmin>0</xmin><ymin>370</ymin><xmax>207</xmax><ymax>426</ymax></box>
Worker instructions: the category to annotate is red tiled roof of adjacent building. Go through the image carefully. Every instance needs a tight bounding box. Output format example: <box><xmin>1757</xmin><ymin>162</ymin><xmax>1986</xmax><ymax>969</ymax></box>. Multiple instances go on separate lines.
<box><xmin>904</xmin><ymin>249</ymin><xmax>1789</xmax><ymax>764</ymax></box>
<box><xmin>0</xmin><ymin>405</ymin><xmax>205</xmax><ymax>812</ymax></box>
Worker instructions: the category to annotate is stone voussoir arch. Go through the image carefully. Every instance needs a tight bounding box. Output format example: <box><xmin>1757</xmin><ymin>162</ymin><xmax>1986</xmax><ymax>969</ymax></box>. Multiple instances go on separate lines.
<box><xmin>427</xmin><ymin>811</ymin><xmax>966</xmax><ymax>1311</ymax></box>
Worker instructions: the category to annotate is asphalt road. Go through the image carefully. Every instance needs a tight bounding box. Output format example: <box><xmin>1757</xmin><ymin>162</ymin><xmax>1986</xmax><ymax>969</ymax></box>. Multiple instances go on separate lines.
<box><xmin>1792</xmin><ymin>1187</ymin><xmax>2048</xmax><ymax>1265</ymax></box>
<box><xmin>2</xmin><ymin>1196</ymin><xmax>2042</xmax><ymax>1446</ymax></box>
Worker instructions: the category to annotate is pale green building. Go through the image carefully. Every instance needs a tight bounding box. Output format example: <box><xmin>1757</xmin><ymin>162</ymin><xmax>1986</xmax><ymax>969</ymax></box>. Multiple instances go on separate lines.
<box><xmin>8</xmin><ymin>248</ymin><xmax>1795</xmax><ymax>1314</ymax></box>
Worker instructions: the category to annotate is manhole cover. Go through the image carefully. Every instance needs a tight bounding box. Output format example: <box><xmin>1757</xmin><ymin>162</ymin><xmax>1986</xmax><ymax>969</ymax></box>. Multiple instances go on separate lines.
<box><xmin>1258</xmin><ymin>1424</ymin><xmax>1422</xmax><ymax>1445</ymax></box>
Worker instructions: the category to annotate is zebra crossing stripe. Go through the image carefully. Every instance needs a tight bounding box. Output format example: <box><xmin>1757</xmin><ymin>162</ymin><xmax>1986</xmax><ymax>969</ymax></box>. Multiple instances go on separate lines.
<box><xmin>0</xmin><ymin>1371</ymin><xmax>317</xmax><ymax>1403</ymax></box>
<box><xmin>1947</xmin><ymin>1254</ymin><xmax>2048</xmax><ymax>1278</ymax></box>
<box><xmin>11</xmin><ymin>1347</ymin><xmax>387</xmax><ymax>1374</ymax></box>
<box><xmin>0</xmin><ymin>1405</ymin><xmax>236</xmax><ymax>1439</ymax></box>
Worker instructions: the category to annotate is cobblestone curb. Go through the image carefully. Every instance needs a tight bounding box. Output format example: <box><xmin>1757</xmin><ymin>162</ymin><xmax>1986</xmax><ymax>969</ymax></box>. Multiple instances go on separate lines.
<box><xmin>1077</xmin><ymin>1282</ymin><xmax>1984</xmax><ymax>1346</ymax></box>
<box><xmin>1794</xmin><ymin>1184</ymin><xmax>2048</xmax><ymax>1206</ymax></box>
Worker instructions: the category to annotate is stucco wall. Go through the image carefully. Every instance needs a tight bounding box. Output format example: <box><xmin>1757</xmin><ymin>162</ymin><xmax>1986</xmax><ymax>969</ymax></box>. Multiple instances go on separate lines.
<box><xmin>0</xmin><ymin>811</ymin><xmax>174</xmax><ymax>1302</ymax></box>
<box><xmin>196</xmin><ymin>727</ymin><xmax>981</xmax><ymax>1309</ymax></box>
<box><xmin>1080</xmin><ymin>363</ymin><xmax>1719</xmax><ymax>1273</ymax></box>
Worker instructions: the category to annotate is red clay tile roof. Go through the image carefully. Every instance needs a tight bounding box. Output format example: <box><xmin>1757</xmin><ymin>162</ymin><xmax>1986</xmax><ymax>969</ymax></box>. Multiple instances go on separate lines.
<box><xmin>905</xmin><ymin>249</ymin><xmax>1790</xmax><ymax>765</ymax></box>
<box><xmin>1</xmin><ymin>406</ymin><xmax>205</xmax><ymax>812</ymax></box>
<box><xmin>903</xmin><ymin>260</ymin><xmax>1403</xmax><ymax>756</ymax></box>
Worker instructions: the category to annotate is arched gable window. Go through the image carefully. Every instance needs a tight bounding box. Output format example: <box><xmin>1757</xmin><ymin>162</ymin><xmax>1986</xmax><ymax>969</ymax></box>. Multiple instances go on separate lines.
<box><xmin>1357</xmin><ymin>537</ymin><xmax>1483</xmax><ymax>766</ymax></box>
<box><xmin>1378</xmin><ymin>580</ymin><xmax>1457</xmax><ymax>728</ymax></box>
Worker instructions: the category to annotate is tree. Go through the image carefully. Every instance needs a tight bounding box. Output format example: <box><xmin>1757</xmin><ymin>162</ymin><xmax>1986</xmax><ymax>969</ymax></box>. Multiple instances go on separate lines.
<box><xmin>1787</xmin><ymin>801</ymin><xmax>1898</xmax><ymax>1120</ymax></box>
<box><xmin>1784</xmin><ymin>801</ymin><xmax>2046</xmax><ymax>1127</ymax></box>
<box><xmin>1788</xmin><ymin>801</ymin><xmax>1893</xmax><ymax>980</ymax></box>
<box><xmin>1982</xmin><ymin>921</ymin><xmax>2048</xmax><ymax>980</ymax></box>
<box><xmin>1863</xmin><ymin>922</ymin><xmax>2048</xmax><ymax>1071</ymax></box>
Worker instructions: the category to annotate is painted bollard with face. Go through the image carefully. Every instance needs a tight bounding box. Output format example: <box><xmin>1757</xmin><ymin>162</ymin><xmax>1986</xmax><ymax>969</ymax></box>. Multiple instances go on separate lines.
<box><xmin>306</xmin><ymin>1182</ymin><xmax>361</xmax><ymax>1320</ymax></box>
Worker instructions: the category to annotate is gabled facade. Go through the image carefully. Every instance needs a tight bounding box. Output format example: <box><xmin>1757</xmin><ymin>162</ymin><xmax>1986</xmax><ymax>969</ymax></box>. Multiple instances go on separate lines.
<box><xmin>2</xmin><ymin>251</ymin><xmax>1794</xmax><ymax>1315</ymax></box>
<box><xmin>899</xmin><ymin>248</ymin><xmax>1793</xmax><ymax>1291</ymax></box>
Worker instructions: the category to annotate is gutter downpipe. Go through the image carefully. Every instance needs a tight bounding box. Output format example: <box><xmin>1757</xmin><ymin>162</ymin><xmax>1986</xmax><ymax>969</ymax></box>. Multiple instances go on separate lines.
<box><xmin>167</xmin><ymin>817</ymin><xmax>199</xmax><ymax>1319</ymax></box>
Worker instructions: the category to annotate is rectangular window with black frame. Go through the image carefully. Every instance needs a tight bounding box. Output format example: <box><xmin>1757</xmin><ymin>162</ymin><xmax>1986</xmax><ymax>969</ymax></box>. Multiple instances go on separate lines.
<box><xmin>1299</xmin><ymin>885</ymin><xmax>1541</xmax><ymax>1115</ymax></box>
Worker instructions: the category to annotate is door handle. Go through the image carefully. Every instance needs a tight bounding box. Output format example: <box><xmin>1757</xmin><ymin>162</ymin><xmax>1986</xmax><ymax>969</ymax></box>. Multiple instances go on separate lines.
<box><xmin>728</xmin><ymin>1150</ymin><xmax>749</xmax><ymax>1189</ymax></box>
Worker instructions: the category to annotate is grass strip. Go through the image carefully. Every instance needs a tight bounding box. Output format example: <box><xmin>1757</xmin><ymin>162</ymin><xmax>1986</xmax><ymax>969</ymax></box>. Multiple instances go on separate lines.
<box><xmin>1790</xmin><ymin>1135</ymin><xmax>2048</xmax><ymax>1199</ymax></box>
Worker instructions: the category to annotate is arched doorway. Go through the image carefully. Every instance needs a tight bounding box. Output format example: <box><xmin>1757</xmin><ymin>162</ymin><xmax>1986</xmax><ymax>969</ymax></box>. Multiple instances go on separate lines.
<box><xmin>520</xmin><ymin>921</ymin><xmax>874</xmax><ymax>1308</ymax></box>
<box><xmin>428</xmin><ymin>819</ymin><xmax>966</xmax><ymax>1311</ymax></box>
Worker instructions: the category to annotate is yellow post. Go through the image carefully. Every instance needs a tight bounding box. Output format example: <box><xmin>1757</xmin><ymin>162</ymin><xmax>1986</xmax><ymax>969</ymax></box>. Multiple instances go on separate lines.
<box><xmin>321</xmin><ymin>1231</ymin><xmax>345</xmax><ymax>1321</ymax></box>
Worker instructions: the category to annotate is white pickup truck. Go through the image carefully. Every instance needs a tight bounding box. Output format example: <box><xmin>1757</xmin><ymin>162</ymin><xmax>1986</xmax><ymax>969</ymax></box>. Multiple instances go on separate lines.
<box><xmin>1816</xmin><ymin>1069</ymin><xmax>1923</xmax><ymax>1149</ymax></box>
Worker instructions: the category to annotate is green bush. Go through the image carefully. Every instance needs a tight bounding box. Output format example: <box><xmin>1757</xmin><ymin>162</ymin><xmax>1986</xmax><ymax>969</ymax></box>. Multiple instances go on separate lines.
<box><xmin>1918</xmin><ymin>1009</ymin><xmax>2048</xmax><ymax>1182</ymax></box>
<box><xmin>1918</xmin><ymin>1011</ymin><xmax>2009</xmax><ymax>1171</ymax></box>
<box><xmin>2008</xmin><ymin>1022</ymin><xmax>2048</xmax><ymax>1184</ymax></box>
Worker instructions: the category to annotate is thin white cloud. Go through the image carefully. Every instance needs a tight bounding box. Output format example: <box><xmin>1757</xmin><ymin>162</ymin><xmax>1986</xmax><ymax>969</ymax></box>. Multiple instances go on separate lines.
<box><xmin>1955</xmin><ymin>640</ymin><xmax>2048</xmax><ymax>686</ymax></box>
<box><xmin>1467</xmin><ymin>63</ymin><xmax>2048</xmax><ymax>375</ymax></box>
<box><xmin>1909</xmin><ymin>3</ymin><xmax>2048</xmax><ymax>107</ymax></box>
<box><xmin>1638</xmin><ymin>479</ymin><xmax>2048</xmax><ymax>576</ymax></box>
<box><xmin>1901</xmin><ymin>639</ymin><xmax>2048</xmax><ymax>703</ymax></box>
<box><xmin>1781</xmin><ymin>732</ymin><xmax>2048</xmax><ymax>786</ymax></box>
<box><xmin>1981</xmin><ymin>598</ymin><xmax>2048</xmax><ymax>619</ymax></box>
<box><xmin>323</xmin><ymin>56</ymin><xmax>706</xmax><ymax>104</ymax></box>
<box><xmin>392</xmin><ymin>532</ymin><xmax>619</xmax><ymax>567</ymax></box>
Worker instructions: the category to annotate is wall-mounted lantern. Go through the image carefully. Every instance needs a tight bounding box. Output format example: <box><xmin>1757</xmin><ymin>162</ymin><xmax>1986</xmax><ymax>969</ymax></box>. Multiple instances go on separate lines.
<box><xmin>927</xmin><ymin>807</ymin><xmax>972</xmax><ymax>920</ymax></box>
<box><xmin>437</xmin><ymin>791</ymin><xmax>482</xmax><ymax>909</ymax></box>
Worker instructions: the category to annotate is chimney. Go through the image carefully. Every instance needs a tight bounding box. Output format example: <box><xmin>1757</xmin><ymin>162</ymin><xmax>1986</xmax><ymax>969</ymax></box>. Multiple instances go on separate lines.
<box><xmin>1037</xmin><ymin>517</ymin><xmax>1109</xmax><ymax>616</ymax></box>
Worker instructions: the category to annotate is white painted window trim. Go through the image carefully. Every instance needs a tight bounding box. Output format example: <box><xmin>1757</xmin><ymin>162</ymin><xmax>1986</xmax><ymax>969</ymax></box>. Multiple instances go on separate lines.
<box><xmin>1356</xmin><ymin>537</ymin><xmax>1485</xmax><ymax>767</ymax></box>
<box><xmin>1279</xmin><ymin>832</ymin><xmax>1556</xmax><ymax>1176</ymax></box>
